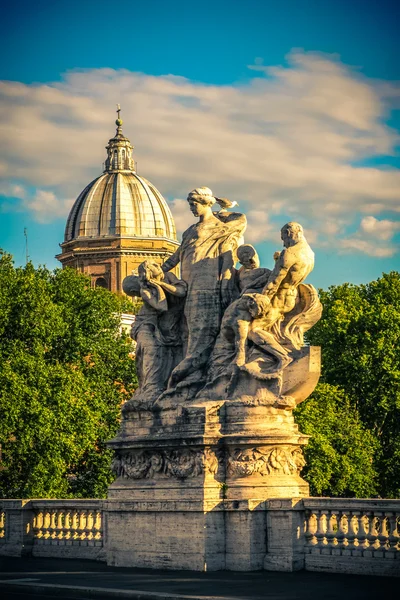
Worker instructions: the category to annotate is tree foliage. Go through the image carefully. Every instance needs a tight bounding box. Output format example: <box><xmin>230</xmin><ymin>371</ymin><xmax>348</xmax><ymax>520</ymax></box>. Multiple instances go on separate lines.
<box><xmin>298</xmin><ymin>272</ymin><xmax>400</xmax><ymax>498</ymax></box>
<box><xmin>1</xmin><ymin>250</ymin><xmax>399</xmax><ymax>501</ymax></box>
<box><xmin>294</xmin><ymin>384</ymin><xmax>378</xmax><ymax>497</ymax></box>
<box><xmin>0</xmin><ymin>251</ymin><xmax>136</xmax><ymax>499</ymax></box>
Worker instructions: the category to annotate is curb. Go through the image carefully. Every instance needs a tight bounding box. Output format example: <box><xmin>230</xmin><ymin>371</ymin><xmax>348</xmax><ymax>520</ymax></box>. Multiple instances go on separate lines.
<box><xmin>0</xmin><ymin>581</ymin><xmax>232</xmax><ymax>600</ymax></box>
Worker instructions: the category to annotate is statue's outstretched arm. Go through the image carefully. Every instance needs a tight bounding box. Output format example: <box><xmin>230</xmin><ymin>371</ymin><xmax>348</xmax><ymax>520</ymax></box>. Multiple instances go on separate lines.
<box><xmin>161</xmin><ymin>248</ymin><xmax>181</xmax><ymax>272</ymax></box>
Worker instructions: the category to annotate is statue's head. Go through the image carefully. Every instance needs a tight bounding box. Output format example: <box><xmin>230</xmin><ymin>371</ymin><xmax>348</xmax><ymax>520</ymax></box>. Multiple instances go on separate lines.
<box><xmin>281</xmin><ymin>222</ymin><xmax>304</xmax><ymax>247</ymax></box>
<box><xmin>187</xmin><ymin>187</ymin><xmax>216</xmax><ymax>216</ymax></box>
<box><xmin>138</xmin><ymin>260</ymin><xmax>164</xmax><ymax>283</ymax></box>
<box><xmin>237</xmin><ymin>244</ymin><xmax>260</xmax><ymax>269</ymax></box>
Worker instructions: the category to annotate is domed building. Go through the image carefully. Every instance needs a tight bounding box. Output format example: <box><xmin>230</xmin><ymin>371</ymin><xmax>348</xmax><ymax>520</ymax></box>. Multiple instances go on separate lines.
<box><xmin>56</xmin><ymin>109</ymin><xmax>179</xmax><ymax>292</ymax></box>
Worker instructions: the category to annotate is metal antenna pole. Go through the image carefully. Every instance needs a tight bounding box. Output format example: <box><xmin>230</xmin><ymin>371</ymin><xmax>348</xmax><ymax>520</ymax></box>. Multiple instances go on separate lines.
<box><xmin>24</xmin><ymin>227</ymin><xmax>29</xmax><ymax>264</ymax></box>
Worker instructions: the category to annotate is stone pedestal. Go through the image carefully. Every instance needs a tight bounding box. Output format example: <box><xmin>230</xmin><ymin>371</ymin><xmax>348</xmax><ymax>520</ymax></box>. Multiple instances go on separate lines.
<box><xmin>105</xmin><ymin>384</ymin><xmax>312</xmax><ymax>571</ymax></box>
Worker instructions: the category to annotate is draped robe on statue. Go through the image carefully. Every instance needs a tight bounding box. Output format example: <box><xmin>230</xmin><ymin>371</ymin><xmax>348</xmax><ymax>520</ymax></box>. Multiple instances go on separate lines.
<box><xmin>160</xmin><ymin>211</ymin><xmax>247</xmax><ymax>397</ymax></box>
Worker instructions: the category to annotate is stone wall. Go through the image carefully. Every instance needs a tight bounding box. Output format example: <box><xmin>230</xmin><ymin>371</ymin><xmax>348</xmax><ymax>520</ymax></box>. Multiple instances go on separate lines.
<box><xmin>1</xmin><ymin>497</ymin><xmax>399</xmax><ymax>575</ymax></box>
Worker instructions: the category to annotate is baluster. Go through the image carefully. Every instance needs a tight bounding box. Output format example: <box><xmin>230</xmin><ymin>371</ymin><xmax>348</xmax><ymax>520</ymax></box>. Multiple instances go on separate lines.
<box><xmin>366</xmin><ymin>512</ymin><xmax>379</xmax><ymax>555</ymax></box>
<box><xmin>32</xmin><ymin>512</ymin><xmax>38</xmax><ymax>538</ymax></box>
<box><xmin>319</xmin><ymin>511</ymin><xmax>330</xmax><ymax>554</ymax></box>
<box><xmin>348</xmin><ymin>511</ymin><xmax>361</xmax><ymax>556</ymax></box>
<box><xmin>0</xmin><ymin>511</ymin><xmax>5</xmax><ymax>538</ymax></box>
<box><xmin>72</xmin><ymin>511</ymin><xmax>79</xmax><ymax>541</ymax></box>
<box><xmin>314</xmin><ymin>510</ymin><xmax>327</xmax><ymax>552</ymax></box>
<box><xmin>86</xmin><ymin>511</ymin><xmax>94</xmax><ymax>543</ymax></box>
<box><xmin>64</xmin><ymin>512</ymin><xmax>71</xmax><ymax>541</ymax></box>
<box><xmin>56</xmin><ymin>512</ymin><xmax>64</xmax><ymax>542</ymax></box>
<box><xmin>94</xmin><ymin>511</ymin><xmax>102</xmax><ymax>541</ymax></box>
<box><xmin>52</xmin><ymin>511</ymin><xmax>58</xmax><ymax>542</ymax></box>
<box><xmin>36</xmin><ymin>511</ymin><xmax>44</xmax><ymax>540</ymax></box>
<box><xmin>336</xmin><ymin>511</ymin><xmax>348</xmax><ymax>554</ymax></box>
<box><xmin>43</xmin><ymin>511</ymin><xmax>51</xmax><ymax>540</ymax></box>
<box><xmin>373</xmin><ymin>513</ymin><xmax>384</xmax><ymax>557</ymax></box>
<box><xmin>326</xmin><ymin>511</ymin><xmax>338</xmax><ymax>554</ymax></box>
<box><xmin>49</xmin><ymin>510</ymin><xmax>57</xmax><ymax>541</ymax></box>
<box><xmin>356</xmin><ymin>513</ymin><xmax>369</xmax><ymax>556</ymax></box>
<box><xmin>304</xmin><ymin>511</ymin><xmax>315</xmax><ymax>551</ymax></box>
<box><xmin>377</xmin><ymin>513</ymin><xmax>389</xmax><ymax>555</ymax></box>
<box><xmin>79</xmin><ymin>511</ymin><xmax>87</xmax><ymax>542</ymax></box>
<box><xmin>386</xmin><ymin>512</ymin><xmax>399</xmax><ymax>558</ymax></box>
<box><xmin>83</xmin><ymin>510</ymin><xmax>91</xmax><ymax>544</ymax></box>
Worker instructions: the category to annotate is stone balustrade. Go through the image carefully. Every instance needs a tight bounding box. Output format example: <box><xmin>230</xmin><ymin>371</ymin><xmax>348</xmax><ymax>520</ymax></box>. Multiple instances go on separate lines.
<box><xmin>302</xmin><ymin>498</ymin><xmax>400</xmax><ymax>576</ymax></box>
<box><xmin>0</xmin><ymin>499</ymin><xmax>104</xmax><ymax>561</ymax></box>
<box><xmin>1</xmin><ymin>497</ymin><xmax>399</xmax><ymax>575</ymax></box>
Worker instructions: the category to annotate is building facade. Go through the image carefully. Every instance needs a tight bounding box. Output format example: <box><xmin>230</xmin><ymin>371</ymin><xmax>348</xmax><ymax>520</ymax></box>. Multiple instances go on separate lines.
<box><xmin>56</xmin><ymin>110</ymin><xmax>179</xmax><ymax>292</ymax></box>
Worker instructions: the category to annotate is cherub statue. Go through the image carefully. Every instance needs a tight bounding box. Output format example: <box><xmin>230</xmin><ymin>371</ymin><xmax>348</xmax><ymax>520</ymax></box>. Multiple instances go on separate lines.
<box><xmin>236</xmin><ymin>244</ymin><xmax>271</xmax><ymax>293</ymax></box>
<box><xmin>220</xmin><ymin>245</ymin><xmax>272</xmax><ymax>368</ymax></box>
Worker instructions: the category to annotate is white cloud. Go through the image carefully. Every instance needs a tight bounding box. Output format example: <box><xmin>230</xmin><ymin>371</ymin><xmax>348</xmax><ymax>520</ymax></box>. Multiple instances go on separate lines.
<box><xmin>0</xmin><ymin>182</ymin><xmax>28</xmax><ymax>201</ymax></box>
<box><xmin>0</xmin><ymin>50</ymin><xmax>399</xmax><ymax>255</ymax></box>
<box><xmin>25</xmin><ymin>190</ymin><xmax>74</xmax><ymax>222</ymax></box>
<box><xmin>0</xmin><ymin>184</ymin><xmax>73</xmax><ymax>222</ymax></box>
<box><xmin>337</xmin><ymin>216</ymin><xmax>400</xmax><ymax>257</ymax></box>
<box><xmin>360</xmin><ymin>215</ymin><xmax>400</xmax><ymax>241</ymax></box>
<box><xmin>339</xmin><ymin>238</ymin><xmax>396</xmax><ymax>258</ymax></box>
<box><xmin>245</xmin><ymin>210</ymin><xmax>279</xmax><ymax>244</ymax></box>
<box><xmin>168</xmin><ymin>199</ymin><xmax>193</xmax><ymax>235</ymax></box>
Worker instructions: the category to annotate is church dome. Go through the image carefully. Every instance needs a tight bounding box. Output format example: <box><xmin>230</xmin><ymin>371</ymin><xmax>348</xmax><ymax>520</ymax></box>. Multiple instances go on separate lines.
<box><xmin>57</xmin><ymin>108</ymin><xmax>179</xmax><ymax>293</ymax></box>
<box><xmin>64</xmin><ymin>110</ymin><xmax>177</xmax><ymax>243</ymax></box>
<box><xmin>65</xmin><ymin>172</ymin><xmax>176</xmax><ymax>241</ymax></box>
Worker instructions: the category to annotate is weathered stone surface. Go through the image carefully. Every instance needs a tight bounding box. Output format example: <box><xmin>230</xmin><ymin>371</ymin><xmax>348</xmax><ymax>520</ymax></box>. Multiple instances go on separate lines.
<box><xmin>105</xmin><ymin>500</ymin><xmax>225</xmax><ymax>570</ymax></box>
<box><xmin>112</xmin><ymin>192</ymin><xmax>323</xmax><ymax>571</ymax></box>
<box><xmin>2</xmin><ymin>498</ymin><xmax>399</xmax><ymax>576</ymax></box>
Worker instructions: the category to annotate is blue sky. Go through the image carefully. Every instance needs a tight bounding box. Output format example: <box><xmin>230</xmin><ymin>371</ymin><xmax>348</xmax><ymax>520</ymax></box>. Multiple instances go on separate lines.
<box><xmin>0</xmin><ymin>0</ymin><xmax>399</xmax><ymax>288</ymax></box>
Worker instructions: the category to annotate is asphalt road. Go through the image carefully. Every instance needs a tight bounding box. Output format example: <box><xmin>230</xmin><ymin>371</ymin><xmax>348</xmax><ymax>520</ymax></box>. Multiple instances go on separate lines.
<box><xmin>0</xmin><ymin>557</ymin><xmax>398</xmax><ymax>599</ymax></box>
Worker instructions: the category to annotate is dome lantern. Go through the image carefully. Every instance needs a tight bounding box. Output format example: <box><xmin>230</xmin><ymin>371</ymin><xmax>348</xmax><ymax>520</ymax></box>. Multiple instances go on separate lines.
<box><xmin>104</xmin><ymin>105</ymin><xmax>135</xmax><ymax>172</ymax></box>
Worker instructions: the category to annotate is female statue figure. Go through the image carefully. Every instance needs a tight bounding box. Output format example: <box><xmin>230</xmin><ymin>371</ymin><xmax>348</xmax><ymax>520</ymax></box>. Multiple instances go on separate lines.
<box><xmin>160</xmin><ymin>187</ymin><xmax>247</xmax><ymax>398</ymax></box>
<box><xmin>122</xmin><ymin>261</ymin><xmax>187</xmax><ymax>409</ymax></box>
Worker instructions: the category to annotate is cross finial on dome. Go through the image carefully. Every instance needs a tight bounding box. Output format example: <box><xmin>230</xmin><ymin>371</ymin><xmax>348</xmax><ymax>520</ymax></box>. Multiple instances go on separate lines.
<box><xmin>116</xmin><ymin>103</ymin><xmax>123</xmax><ymax>127</ymax></box>
<box><xmin>115</xmin><ymin>104</ymin><xmax>123</xmax><ymax>129</ymax></box>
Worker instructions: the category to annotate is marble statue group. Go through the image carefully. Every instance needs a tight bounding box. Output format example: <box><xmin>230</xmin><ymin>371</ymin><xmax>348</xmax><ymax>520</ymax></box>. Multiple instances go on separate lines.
<box><xmin>109</xmin><ymin>186</ymin><xmax>323</xmax><ymax>570</ymax></box>
<box><xmin>123</xmin><ymin>186</ymin><xmax>322</xmax><ymax>413</ymax></box>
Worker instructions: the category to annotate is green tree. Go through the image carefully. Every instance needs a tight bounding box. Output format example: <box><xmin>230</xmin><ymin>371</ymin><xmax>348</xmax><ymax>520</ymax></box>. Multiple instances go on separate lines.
<box><xmin>303</xmin><ymin>272</ymin><xmax>400</xmax><ymax>498</ymax></box>
<box><xmin>0</xmin><ymin>251</ymin><xmax>137</xmax><ymax>498</ymax></box>
<box><xmin>294</xmin><ymin>384</ymin><xmax>378</xmax><ymax>497</ymax></box>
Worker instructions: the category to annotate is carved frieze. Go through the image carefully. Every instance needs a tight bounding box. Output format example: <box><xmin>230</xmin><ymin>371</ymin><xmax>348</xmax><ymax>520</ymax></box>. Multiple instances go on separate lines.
<box><xmin>112</xmin><ymin>448</ymin><xmax>219</xmax><ymax>480</ymax></box>
<box><xmin>112</xmin><ymin>444</ymin><xmax>305</xmax><ymax>481</ymax></box>
<box><xmin>227</xmin><ymin>446</ymin><xmax>305</xmax><ymax>478</ymax></box>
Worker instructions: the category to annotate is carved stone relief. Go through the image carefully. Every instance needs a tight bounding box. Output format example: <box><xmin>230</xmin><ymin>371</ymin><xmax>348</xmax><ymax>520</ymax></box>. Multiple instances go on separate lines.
<box><xmin>227</xmin><ymin>446</ymin><xmax>306</xmax><ymax>478</ymax></box>
<box><xmin>111</xmin><ymin>448</ymin><xmax>219</xmax><ymax>480</ymax></box>
<box><xmin>112</xmin><ymin>445</ymin><xmax>305</xmax><ymax>481</ymax></box>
